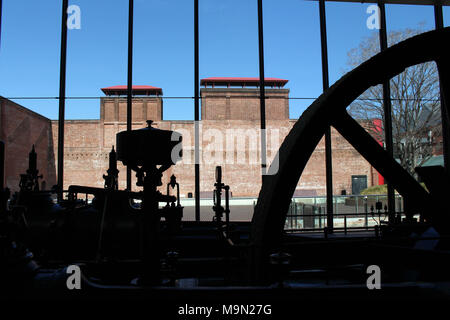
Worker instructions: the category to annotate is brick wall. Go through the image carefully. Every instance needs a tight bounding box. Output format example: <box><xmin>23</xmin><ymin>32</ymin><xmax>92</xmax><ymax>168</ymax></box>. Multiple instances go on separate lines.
<box><xmin>53</xmin><ymin>117</ymin><xmax>372</xmax><ymax>198</ymax></box>
<box><xmin>55</xmin><ymin>94</ymin><xmax>380</xmax><ymax>197</ymax></box>
<box><xmin>2</xmin><ymin>88</ymin><xmax>380</xmax><ymax>198</ymax></box>
<box><xmin>201</xmin><ymin>88</ymin><xmax>289</xmax><ymax>120</ymax></box>
<box><xmin>51</xmin><ymin>120</ymin><xmax>107</xmax><ymax>189</ymax></box>
<box><xmin>101</xmin><ymin>97</ymin><xmax>163</xmax><ymax>123</ymax></box>
<box><xmin>0</xmin><ymin>98</ymin><xmax>56</xmax><ymax>192</ymax></box>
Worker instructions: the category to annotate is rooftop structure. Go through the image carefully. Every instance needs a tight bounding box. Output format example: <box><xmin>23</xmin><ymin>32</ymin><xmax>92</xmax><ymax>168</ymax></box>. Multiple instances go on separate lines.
<box><xmin>101</xmin><ymin>85</ymin><xmax>163</xmax><ymax>96</ymax></box>
<box><xmin>200</xmin><ymin>77</ymin><xmax>288</xmax><ymax>88</ymax></box>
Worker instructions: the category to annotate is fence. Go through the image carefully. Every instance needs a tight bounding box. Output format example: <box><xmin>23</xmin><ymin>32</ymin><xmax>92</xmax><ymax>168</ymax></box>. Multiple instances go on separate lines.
<box><xmin>285</xmin><ymin>194</ymin><xmax>405</xmax><ymax>233</ymax></box>
<box><xmin>62</xmin><ymin>190</ymin><xmax>407</xmax><ymax>233</ymax></box>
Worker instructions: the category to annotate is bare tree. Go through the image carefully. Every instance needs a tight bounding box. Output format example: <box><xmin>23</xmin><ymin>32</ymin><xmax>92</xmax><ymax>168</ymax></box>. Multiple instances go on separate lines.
<box><xmin>347</xmin><ymin>27</ymin><xmax>442</xmax><ymax>178</ymax></box>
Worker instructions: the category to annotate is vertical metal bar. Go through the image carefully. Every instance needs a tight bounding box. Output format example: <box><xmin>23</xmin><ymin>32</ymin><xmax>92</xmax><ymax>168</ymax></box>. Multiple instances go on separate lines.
<box><xmin>225</xmin><ymin>187</ymin><xmax>230</xmax><ymax>235</ymax></box>
<box><xmin>319</xmin><ymin>0</ymin><xmax>334</xmax><ymax>232</ymax></box>
<box><xmin>0</xmin><ymin>141</ymin><xmax>4</xmax><ymax>190</ymax></box>
<box><xmin>378</xmin><ymin>1</ymin><xmax>395</xmax><ymax>223</ymax></box>
<box><xmin>435</xmin><ymin>3</ymin><xmax>444</xmax><ymax>29</ymax></box>
<box><xmin>365</xmin><ymin>197</ymin><xmax>368</xmax><ymax>229</ymax></box>
<box><xmin>0</xmin><ymin>140</ymin><xmax>6</xmax><ymax>214</ymax></box>
<box><xmin>194</xmin><ymin>0</ymin><xmax>200</xmax><ymax>221</ymax></box>
<box><xmin>126</xmin><ymin>0</ymin><xmax>134</xmax><ymax>190</ymax></box>
<box><xmin>334</xmin><ymin>195</ymin><xmax>337</xmax><ymax>216</ymax></box>
<box><xmin>0</xmin><ymin>0</ymin><xmax>3</xmax><ymax>52</ymax></box>
<box><xmin>257</xmin><ymin>0</ymin><xmax>267</xmax><ymax>177</ymax></box>
<box><xmin>57</xmin><ymin>0</ymin><xmax>69</xmax><ymax>200</ymax></box>
<box><xmin>434</xmin><ymin>3</ymin><xmax>450</xmax><ymax>172</ymax></box>
<box><xmin>0</xmin><ymin>1</ymin><xmax>4</xmax><ymax>209</ymax></box>
<box><xmin>344</xmin><ymin>214</ymin><xmax>347</xmax><ymax>235</ymax></box>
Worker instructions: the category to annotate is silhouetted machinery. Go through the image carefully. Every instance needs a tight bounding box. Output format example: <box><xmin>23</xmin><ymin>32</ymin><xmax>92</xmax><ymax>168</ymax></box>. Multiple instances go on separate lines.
<box><xmin>2</xmin><ymin>28</ymin><xmax>450</xmax><ymax>301</ymax></box>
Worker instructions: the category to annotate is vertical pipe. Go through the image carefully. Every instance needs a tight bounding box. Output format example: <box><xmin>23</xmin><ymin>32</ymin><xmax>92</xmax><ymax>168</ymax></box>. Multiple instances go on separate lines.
<box><xmin>257</xmin><ymin>0</ymin><xmax>267</xmax><ymax>177</ymax></box>
<box><xmin>319</xmin><ymin>0</ymin><xmax>334</xmax><ymax>232</ymax></box>
<box><xmin>225</xmin><ymin>186</ymin><xmax>230</xmax><ymax>236</ymax></box>
<box><xmin>0</xmin><ymin>140</ymin><xmax>6</xmax><ymax>214</ymax></box>
<box><xmin>57</xmin><ymin>0</ymin><xmax>69</xmax><ymax>199</ymax></box>
<box><xmin>0</xmin><ymin>0</ymin><xmax>3</xmax><ymax>52</ymax></box>
<box><xmin>344</xmin><ymin>214</ymin><xmax>347</xmax><ymax>235</ymax></box>
<box><xmin>194</xmin><ymin>0</ymin><xmax>200</xmax><ymax>221</ymax></box>
<box><xmin>435</xmin><ymin>3</ymin><xmax>450</xmax><ymax>172</ymax></box>
<box><xmin>378</xmin><ymin>1</ymin><xmax>395</xmax><ymax>223</ymax></box>
<box><xmin>0</xmin><ymin>141</ymin><xmax>4</xmax><ymax>191</ymax></box>
<box><xmin>126</xmin><ymin>0</ymin><xmax>134</xmax><ymax>190</ymax></box>
<box><xmin>0</xmin><ymin>0</ymin><xmax>2</xmax><ymax>192</ymax></box>
<box><xmin>435</xmin><ymin>2</ymin><xmax>444</xmax><ymax>29</ymax></box>
<box><xmin>365</xmin><ymin>198</ymin><xmax>368</xmax><ymax>229</ymax></box>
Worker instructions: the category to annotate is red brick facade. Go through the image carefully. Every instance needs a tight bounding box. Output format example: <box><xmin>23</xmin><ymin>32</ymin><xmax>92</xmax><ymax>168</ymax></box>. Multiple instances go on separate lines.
<box><xmin>1</xmin><ymin>82</ymin><xmax>380</xmax><ymax>197</ymax></box>
<box><xmin>201</xmin><ymin>88</ymin><xmax>289</xmax><ymax>120</ymax></box>
<box><xmin>0</xmin><ymin>98</ymin><xmax>56</xmax><ymax>192</ymax></box>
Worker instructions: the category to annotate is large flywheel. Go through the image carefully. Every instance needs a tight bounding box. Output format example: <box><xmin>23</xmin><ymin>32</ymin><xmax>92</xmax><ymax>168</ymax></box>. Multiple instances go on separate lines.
<box><xmin>250</xmin><ymin>27</ymin><xmax>450</xmax><ymax>281</ymax></box>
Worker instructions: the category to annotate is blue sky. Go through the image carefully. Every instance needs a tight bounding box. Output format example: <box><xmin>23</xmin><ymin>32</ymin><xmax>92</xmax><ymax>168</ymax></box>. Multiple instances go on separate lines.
<box><xmin>0</xmin><ymin>0</ymin><xmax>449</xmax><ymax>120</ymax></box>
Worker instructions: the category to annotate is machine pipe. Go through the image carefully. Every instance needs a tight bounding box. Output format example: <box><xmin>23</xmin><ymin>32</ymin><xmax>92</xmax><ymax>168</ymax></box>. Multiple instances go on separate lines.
<box><xmin>378</xmin><ymin>1</ymin><xmax>396</xmax><ymax>222</ymax></box>
<box><xmin>194</xmin><ymin>0</ymin><xmax>200</xmax><ymax>221</ymax></box>
<box><xmin>57</xmin><ymin>0</ymin><xmax>69</xmax><ymax>199</ymax></box>
<box><xmin>319</xmin><ymin>0</ymin><xmax>334</xmax><ymax>231</ymax></box>
<box><xmin>126</xmin><ymin>0</ymin><xmax>134</xmax><ymax>190</ymax></box>
<box><xmin>257</xmin><ymin>0</ymin><xmax>267</xmax><ymax>177</ymax></box>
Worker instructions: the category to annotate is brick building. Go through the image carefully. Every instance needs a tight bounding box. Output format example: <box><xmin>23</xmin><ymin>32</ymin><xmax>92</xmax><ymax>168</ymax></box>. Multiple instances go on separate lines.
<box><xmin>1</xmin><ymin>77</ymin><xmax>381</xmax><ymax>196</ymax></box>
<box><xmin>0</xmin><ymin>97</ymin><xmax>56</xmax><ymax>191</ymax></box>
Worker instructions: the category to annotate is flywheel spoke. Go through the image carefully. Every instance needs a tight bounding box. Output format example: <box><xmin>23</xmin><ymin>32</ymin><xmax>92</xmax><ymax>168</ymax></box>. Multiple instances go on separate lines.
<box><xmin>437</xmin><ymin>58</ymin><xmax>450</xmax><ymax>169</ymax></box>
<box><xmin>332</xmin><ymin>112</ymin><xmax>429</xmax><ymax>216</ymax></box>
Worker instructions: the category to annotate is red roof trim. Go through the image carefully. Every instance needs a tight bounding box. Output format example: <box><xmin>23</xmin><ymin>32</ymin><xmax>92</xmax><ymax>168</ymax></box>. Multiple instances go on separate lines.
<box><xmin>101</xmin><ymin>85</ymin><xmax>163</xmax><ymax>96</ymax></box>
<box><xmin>200</xmin><ymin>77</ymin><xmax>288</xmax><ymax>87</ymax></box>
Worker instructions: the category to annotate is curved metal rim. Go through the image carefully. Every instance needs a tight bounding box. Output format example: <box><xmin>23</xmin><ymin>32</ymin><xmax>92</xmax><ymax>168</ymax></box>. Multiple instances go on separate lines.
<box><xmin>250</xmin><ymin>27</ymin><xmax>450</xmax><ymax>280</ymax></box>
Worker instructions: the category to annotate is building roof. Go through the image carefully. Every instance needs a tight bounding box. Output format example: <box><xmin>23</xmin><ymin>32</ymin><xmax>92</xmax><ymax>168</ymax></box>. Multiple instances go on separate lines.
<box><xmin>421</xmin><ymin>155</ymin><xmax>444</xmax><ymax>167</ymax></box>
<box><xmin>200</xmin><ymin>77</ymin><xmax>288</xmax><ymax>88</ymax></box>
<box><xmin>101</xmin><ymin>85</ymin><xmax>162</xmax><ymax>96</ymax></box>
